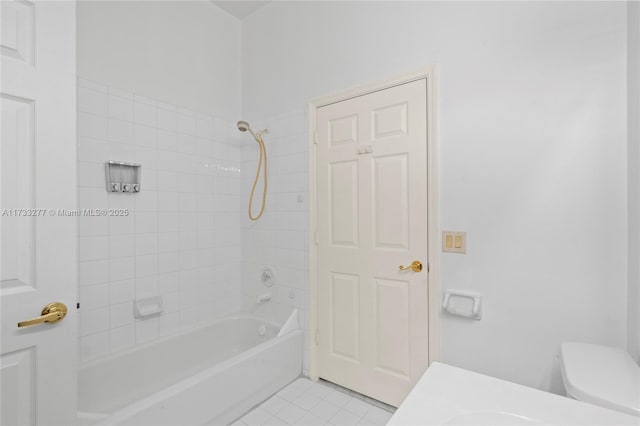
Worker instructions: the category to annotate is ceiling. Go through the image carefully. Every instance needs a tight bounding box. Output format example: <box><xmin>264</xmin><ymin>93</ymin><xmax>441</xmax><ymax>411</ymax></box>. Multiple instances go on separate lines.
<box><xmin>211</xmin><ymin>1</ymin><xmax>270</xmax><ymax>19</ymax></box>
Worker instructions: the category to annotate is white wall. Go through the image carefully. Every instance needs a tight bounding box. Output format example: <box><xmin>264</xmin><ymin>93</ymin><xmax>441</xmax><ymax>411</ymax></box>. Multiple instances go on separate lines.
<box><xmin>241</xmin><ymin>1</ymin><xmax>629</xmax><ymax>392</ymax></box>
<box><xmin>628</xmin><ymin>0</ymin><xmax>640</xmax><ymax>362</ymax></box>
<box><xmin>77</xmin><ymin>1</ymin><xmax>241</xmax><ymax>119</ymax></box>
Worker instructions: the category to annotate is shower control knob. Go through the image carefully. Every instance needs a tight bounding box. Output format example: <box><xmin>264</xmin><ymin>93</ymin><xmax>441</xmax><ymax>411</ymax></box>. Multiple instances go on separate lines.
<box><xmin>112</xmin><ymin>183</ymin><xmax>120</xmax><ymax>192</ymax></box>
<box><xmin>123</xmin><ymin>184</ymin><xmax>131</xmax><ymax>192</ymax></box>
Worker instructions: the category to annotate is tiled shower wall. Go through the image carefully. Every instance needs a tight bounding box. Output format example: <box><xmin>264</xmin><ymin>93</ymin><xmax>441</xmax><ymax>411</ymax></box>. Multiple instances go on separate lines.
<box><xmin>240</xmin><ymin>109</ymin><xmax>311</xmax><ymax>372</ymax></box>
<box><xmin>77</xmin><ymin>78</ymin><xmax>242</xmax><ymax>361</ymax></box>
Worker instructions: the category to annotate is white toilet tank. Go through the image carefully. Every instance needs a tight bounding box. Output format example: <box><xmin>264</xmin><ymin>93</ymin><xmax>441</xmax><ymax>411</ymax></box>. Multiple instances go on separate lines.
<box><xmin>559</xmin><ymin>342</ymin><xmax>640</xmax><ymax>417</ymax></box>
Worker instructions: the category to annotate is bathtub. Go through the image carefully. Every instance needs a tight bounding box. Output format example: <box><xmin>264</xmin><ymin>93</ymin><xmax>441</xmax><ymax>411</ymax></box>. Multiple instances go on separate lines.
<box><xmin>78</xmin><ymin>312</ymin><xmax>302</xmax><ymax>425</ymax></box>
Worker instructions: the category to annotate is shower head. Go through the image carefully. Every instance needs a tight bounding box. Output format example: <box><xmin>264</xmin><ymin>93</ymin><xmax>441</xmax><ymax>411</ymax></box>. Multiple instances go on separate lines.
<box><xmin>237</xmin><ymin>120</ymin><xmax>251</xmax><ymax>132</ymax></box>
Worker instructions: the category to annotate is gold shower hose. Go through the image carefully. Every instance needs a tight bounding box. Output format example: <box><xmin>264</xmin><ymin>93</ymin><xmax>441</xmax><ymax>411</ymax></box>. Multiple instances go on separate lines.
<box><xmin>248</xmin><ymin>134</ymin><xmax>267</xmax><ymax>221</ymax></box>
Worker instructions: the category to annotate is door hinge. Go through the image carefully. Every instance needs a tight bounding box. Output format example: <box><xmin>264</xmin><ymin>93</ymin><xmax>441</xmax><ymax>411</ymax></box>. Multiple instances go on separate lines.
<box><xmin>313</xmin><ymin>131</ymin><xmax>318</xmax><ymax>145</ymax></box>
<box><xmin>314</xmin><ymin>231</ymin><xmax>318</xmax><ymax>245</ymax></box>
<box><xmin>315</xmin><ymin>329</ymin><xmax>320</xmax><ymax>345</ymax></box>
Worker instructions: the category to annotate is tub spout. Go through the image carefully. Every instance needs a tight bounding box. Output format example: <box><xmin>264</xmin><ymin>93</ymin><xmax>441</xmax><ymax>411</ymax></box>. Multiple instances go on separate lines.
<box><xmin>256</xmin><ymin>293</ymin><xmax>272</xmax><ymax>303</ymax></box>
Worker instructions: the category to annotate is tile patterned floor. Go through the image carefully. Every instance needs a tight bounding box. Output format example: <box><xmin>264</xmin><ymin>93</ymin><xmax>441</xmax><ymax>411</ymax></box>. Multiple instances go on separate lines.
<box><xmin>232</xmin><ymin>378</ymin><xmax>395</xmax><ymax>426</ymax></box>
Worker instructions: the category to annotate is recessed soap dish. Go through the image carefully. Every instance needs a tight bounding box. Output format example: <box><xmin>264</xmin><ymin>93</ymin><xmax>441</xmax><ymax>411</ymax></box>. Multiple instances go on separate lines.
<box><xmin>443</xmin><ymin>290</ymin><xmax>482</xmax><ymax>320</ymax></box>
<box><xmin>105</xmin><ymin>161</ymin><xmax>141</xmax><ymax>193</ymax></box>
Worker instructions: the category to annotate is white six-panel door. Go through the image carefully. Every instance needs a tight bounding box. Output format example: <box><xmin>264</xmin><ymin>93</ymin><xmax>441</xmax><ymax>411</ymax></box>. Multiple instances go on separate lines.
<box><xmin>316</xmin><ymin>79</ymin><xmax>429</xmax><ymax>406</ymax></box>
<box><xmin>1</xmin><ymin>1</ymin><xmax>77</xmax><ymax>425</ymax></box>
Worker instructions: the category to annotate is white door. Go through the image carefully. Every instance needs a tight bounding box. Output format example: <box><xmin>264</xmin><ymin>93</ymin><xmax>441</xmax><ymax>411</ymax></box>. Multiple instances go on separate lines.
<box><xmin>1</xmin><ymin>1</ymin><xmax>77</xmax><ymax>425</ymax></box>
<box><xmin>316</xmin><ymin>79</ymin><xmax>429</xmax><ymax>407</ymax></box>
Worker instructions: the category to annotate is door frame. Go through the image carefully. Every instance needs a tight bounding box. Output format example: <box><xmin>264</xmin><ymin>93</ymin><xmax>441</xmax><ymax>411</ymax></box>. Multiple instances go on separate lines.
<box><xmin>307</xmin><ymin>66</ymin><xmax>440</xmax><ymax>381</ymax></box>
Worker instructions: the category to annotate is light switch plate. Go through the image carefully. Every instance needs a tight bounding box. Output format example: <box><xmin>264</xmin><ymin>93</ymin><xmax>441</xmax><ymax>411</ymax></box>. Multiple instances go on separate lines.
<box><xmin>442</xmin><ymin>231</ymin><xmax>466</xmax><ymax>253</ymax></box>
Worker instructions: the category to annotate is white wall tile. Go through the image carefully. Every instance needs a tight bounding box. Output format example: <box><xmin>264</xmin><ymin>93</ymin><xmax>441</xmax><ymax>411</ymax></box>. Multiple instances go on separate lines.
<box><xmin>134</xmin><ymin>124</ymin><xmax>156</xmax><ymax>148</ymax></box>
<box><xmin>178</xmin><ymin>108</ymin><xmax>196</xmax><ymax>136</ymax></box>
<box><xmin>157</xmin><ymin>150</ymin><xmax>181</xmax><ymax>172</ymax></box>
<box><xmin>136</xmin><ymin>254</ymin><xmax>158</xmax><ymax>277</ymax></box>
<box><xmin>109</xmin><ymin>142</ymin><xmax>136</xmax><ymax>162</ymax></box>
<box><xmin>136</xmin><ymin>317</ymin><xmax>159</xmax><ymax>343</ymax></box>
<box><xmin>78</xmin><ymin>138</ymin><xmax>109</xmax><ymax>163</ymax></box>
<box><xmin>142</xmin><ymin>169</ymin><xmax>158</xmax><ymax>191</ymax></box>
<box><xmin>79</xmin><ymin>215</ymin><xmax>109</xmax><ymax>237</ymax></box>
<box><xmin>179</xmin><ymin>232</ymin><xmax>197</xmax><ymax>251</ymax></box>
<box><xmin>178</xmin><ymin>173</ymin><xmax>197</xmax><ymax>193</ymax></box>
<box><xmin>196</xmin><ymin>113</ymin><xmax>214</xmax><ymax>139</ymax></box>
<box><xmin>177</xmin><ymin>251</ymin><xmax>197</xmax><ymax>273</ymax></box>
<box><xmin>79</xmin><ymin>236</ymin><xmax>108</xmax><ymax>262</ymax></box>
<box><xmin>78</xmin><ymin>162</ymin><xmax>105</xmax><ymax>188</ymax></box>
<box><xmin>178</xmin><ymin>133</ymin><xmax>196</xmax><ymax>154</ymax></box>
<box><xmin>108</xmin><ymin>93</ymin><xmax>133</xmax><ymax>122</ymax></box>
<box><xmin>135</xmin><ymin>275</ymin><xmax>158</xmax><ymax>297</ymax></box>
<box><xmin>134</xmin><ymin>189</ymin><xmax>158</xmax><ymax>211</ymax></box>
<box><xmin>134</xmin><ymin>96</ymin><xmax>157</xmax><ymax>127</ymax></box>
<box><xmin>109</xmin><ymin>256</ymin><xmax>135</xmax><ymax>281</ymax></box>
<box><xmin>157</xmin><ymin>191</ymin><xmax>179</xmax><ymax>212</ymax></box>
<box><xmin>157</xmin><ymin>171</ymin><xmax>179</xmax><ymax>192</ymax></box>
<box><xmin>135</xmin><ymin>233</ymin><xmax>159</xmax><ymax>256</ymax></box>
<box><xmin>180</xmin><ymin>308</ymin><xmax>197</xmax><ymax>328</ymax></box>
<box><xmin>109</xmin><ymin>214</ymin><xmax>135</xmax><ymax>235</ymax></box>
<box><xmin>159</xmin><ymin>272</ymin><xmax>180</xmax><ymax>293</ymax></box>
<box><xmin>158</xmin><ymin>252</ymin><xmax>180</xmax><ymax>274</ymax></box>
<box><xmin>110</xmin><ymin>325</ymin><xmax>135</xmax><ymax>353</ymax></box>
<box><xmin>159</xmin><ymin>312</ymin><xmax>179</xmax><ymax>335</ymax></box>
<box><xmin>78</xmin><ymin>78</ymin><xmax>107</xmax><ymax>93</ymax></box>
<box><xmin>108</xmin><ymin>118</ymin><xmax>134</xmax><ymax>144</ymax></box>
<box><xmin>157</xmin><ymin>107</ymin><xmax>177</xmax><ymax>132</ymax></box>
<box><xmin>213</xmin><ymin>117</ymin><xmax>228</xmax><ymax>141</ymax></box>
<box><xmin>79</xmin><ymin>260</ymin><xmax>109</xmax><ymax>286</ymax></box>
<box><xmin>162</xmin><ymin>291</ymin><xmax>180</xmax><ymax>312</ymax></box>
<box><xmin>110</xmin><ymin>302</ymin><xmax>134</xmax><ymax>328</ymax></box>
<box><xmin>196</xmin><ymin>175</ymin><xmax>214</xmax><ymax>194</ymax></box>
<box><xmin>78</xmin><ymin>187</ymin><xmax>108</xmax><ymax>210</ymax></box>
<box><xmin>178</xmin><ymin>193</ymin><xmax>197</xmax><ymax>211</ymax></box>
<box><xmin>80</xmin><ymin>283</ymin><xmax>109</xmax><ymax>310</ymax></box>
<box><xmin>134</xmin><ymin>146</ymin><xmax>158</xmax><ymax>169</ymax></box>
<box><xmin>79</xmin><ymin>112</ymin><xmax>108</xmax><ymax>140</ymax></box>
<box><xmin>80</xmin><ymin>307</ymin><xmax>109</xmax><ymax>336</ymax></box>
<box><xmin>108</xmin><ymin>87</ymin><xmax>133</xmax><ymax>100</ymax></box>
<box><xmin>110</xmin><ymin>279</ymin><xmax>135</xmax><ymax>304</ymax></box>
<box><xmin>158</xmin><ymin>232</ymin><xmax>179</xmax><ymax>253</ymax></box>
<box><xmin>157</xmin><ymin>130</ymin><xmax>179</xmax><ymax>152</ymax></box>
<box><xmin>135</xmin><ymin>212</ymin><xmax>158</xmax><ymax>233</ymax></box>
<box><xmin>158</xmin><ymin>212</ymin><xmax>179</xmax><ymax>232</ymax></box>
<box><xmin>81</xmin><ymin>331</ymin><xmax>110</xmax><ymax>361</ymax></box>
<box><xmin>109</xmin><ymin>234</ymin><xmax>135</xmax><ymax>259</ymax></box>
<box><xmin>179</xmin><ymin>213</ymin><xmax>197</xmax><ymax>232</ymax></box>
<box><xmin>79</xmin><ymin>87</ymin><xmax>108</xmax><ymax>116</ymax></box>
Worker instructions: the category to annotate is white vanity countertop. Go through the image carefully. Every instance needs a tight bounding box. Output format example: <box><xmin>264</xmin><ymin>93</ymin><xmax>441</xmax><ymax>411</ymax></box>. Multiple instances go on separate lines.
<box><xmin>388</xmin><ymin>362</ymin><xmax>638</xmax><ymax>426</ymax></box>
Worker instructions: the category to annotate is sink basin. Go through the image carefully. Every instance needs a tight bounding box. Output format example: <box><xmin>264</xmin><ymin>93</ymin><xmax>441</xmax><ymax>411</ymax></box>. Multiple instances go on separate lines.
<box><xmin>388</xmin><ymin>363</ymin><xmax>638</xmax><ymax>425</ymax></box>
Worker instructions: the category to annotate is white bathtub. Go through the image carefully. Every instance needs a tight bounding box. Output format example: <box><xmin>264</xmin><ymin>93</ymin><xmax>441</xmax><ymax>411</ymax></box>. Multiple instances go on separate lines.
<box><xmin>78</xmin><ymin>312</ymin><xmax>302</xmax><ymax>425</ymax></box>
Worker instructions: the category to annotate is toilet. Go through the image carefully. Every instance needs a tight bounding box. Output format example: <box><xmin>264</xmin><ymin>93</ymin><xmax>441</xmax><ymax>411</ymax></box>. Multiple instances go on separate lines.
<box><xmin>559</xmin><ymin>342</ymin><xmax>640</xmax><ymax>417</ymax></box>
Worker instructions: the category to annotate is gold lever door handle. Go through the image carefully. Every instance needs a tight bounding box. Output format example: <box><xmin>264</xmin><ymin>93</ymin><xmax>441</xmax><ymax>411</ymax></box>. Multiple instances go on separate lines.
<box><xmin>17</xmin><ymin>302</ymin><xmax>68</xmax><ymax>328</ymax></box>
<box><xmin>399</xmin><ymin>261</ymin><xmax>423</xmax><ymax>273</ymax></box>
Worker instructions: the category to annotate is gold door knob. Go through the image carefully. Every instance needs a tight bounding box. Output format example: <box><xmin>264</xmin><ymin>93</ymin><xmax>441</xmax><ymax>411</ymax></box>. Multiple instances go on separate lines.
<box><xmin>399</xmin><ymin>260</ymin><xmax>423</xmax><ymax>273</ymax></box>
<box><xmin>17</xmin><ymin>302</ymin><xmax>68</xmax><ymax>328</ymax></box>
